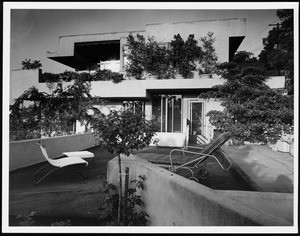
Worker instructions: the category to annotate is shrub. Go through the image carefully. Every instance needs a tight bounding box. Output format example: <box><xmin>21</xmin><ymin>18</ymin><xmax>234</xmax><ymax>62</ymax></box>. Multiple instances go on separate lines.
<box><xmin>199</xmin><ymin>51</ymin><xmax>294</xmax><ymax>144</ymax></box>
<box><xmin>98</xmin><ymin>175</ymin><xmax>149</xmax><ymax>226</ymax></box>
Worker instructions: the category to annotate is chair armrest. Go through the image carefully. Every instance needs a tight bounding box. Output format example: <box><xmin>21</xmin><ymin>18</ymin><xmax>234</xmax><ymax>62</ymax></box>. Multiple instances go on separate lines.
<box><xmin>183</xmin><ymin>145</ymin><xmax>204</xmax><ymax>150</ymax></box>
<box><xmin>169</xmin><ymin>149</ymin><xmax>205</xmax><ymax>171</ymax></box>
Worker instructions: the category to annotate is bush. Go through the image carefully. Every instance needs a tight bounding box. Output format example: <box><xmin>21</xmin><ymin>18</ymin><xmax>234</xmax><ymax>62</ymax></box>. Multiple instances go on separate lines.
<box><xmin>199</xmin><ymin>51</ymin><xmax>294</xmax><ymax>144</ymax></box>
<box><xmin>98</xmin><ymin>175</ymin><xmax>149</xmax><ymax>226</ymax></box>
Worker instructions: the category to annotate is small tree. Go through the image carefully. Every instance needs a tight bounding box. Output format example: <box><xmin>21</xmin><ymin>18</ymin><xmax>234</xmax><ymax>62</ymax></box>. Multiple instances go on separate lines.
<box><xmin>21</xmin><ymin>59</ymin><xmax>42</xmax><ymax>70</ymax></box>
<box><xmin>90</xmin><ymin>108</ymin><xmax>158</xmax><ymax>224</ymax></box>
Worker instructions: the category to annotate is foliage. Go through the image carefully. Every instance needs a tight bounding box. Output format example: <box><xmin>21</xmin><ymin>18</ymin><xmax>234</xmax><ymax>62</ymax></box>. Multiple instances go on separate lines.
<box><xmin>91</xmin><ymin>108</ymin><xmax>158</xmax><ymax>156</ymax></box>
<box><xmin>199</xmin><ymin>32</ymin><xmax>218</xmax><ymax>75</ymax></box>
<box><xmin>21</xmin><ymin>59</ymin><xmax>42</xmax><ymax>70</ymax></box>
<box><xmin>258</xmin><ymin>9</ymin><xmax>294</xmax><ymax>94</ymax></box>
<box><xmin>170</xmin><ymin>34</ymin><xmax>203</xmax><ymax>78</ymax></box>
<box><xmin>16</xmin><ymin>211</ymin><xmax>71</xmax><ymax>226</ymax></box>
<box><xmin>93</xmin><ymin>69</ymin><xmax>124</xmax><ymax>83</ymax></box>
<box><xmin>50</xmin><ymin>220</ymin><xmax>71</xmax><ymax>226</ymax></box>
<box><xmin>17</xmin><ymin>211</ymin><xmax>36</xmax><ymax>226</ymax></box>
<box><xmin>144</xmin><ymin>36</ymin><xmax>175</xmax><ymax>79</ymax></box>
<box><xmin>264</xmin><ymin>123</ymin><xmax>294</xmax><ymax>144</ymax></box>
<box><xmin>199</xmin><ymin>51</ymin><xmax>294</xmax><ymax>144</ymax></box>
<box><xmin>98</xmin><ymin>176</ymin><xmax>149</xmax><ymax>226</ymax></box>
<box><xmin>125</xmin><ymin>34</ymin><xmax>174</xmax><ymax>79</ymax></box>
<box><xmin>42</xmin><ymin>69</ymin><xmax>124</xmax><ymax>84</ymax></box>
<box><xmin>124</xmin><ymin>34</ymin><xmax>146</xmax><ymax>80</ymax></box>
<box><xmin>125</xmin><ymin>33</ymin><xmax>205</xmax><ymax>79</ymax></box>
<box><xmin>90</xmin><ymin>107</ymin><xmax>157</xmax><ymax>223</ymax></box>
<box><xmin>10</xmin><ymin>77</ymin><xmax>104</xmax><ymax>141</ymax></box>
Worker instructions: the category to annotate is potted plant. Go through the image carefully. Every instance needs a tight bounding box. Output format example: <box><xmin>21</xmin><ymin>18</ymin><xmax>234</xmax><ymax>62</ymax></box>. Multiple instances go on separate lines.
<box><xmin>199</xmin><ymin>32</ymin><xmax>218</xmax><ymax>78</ymax></box>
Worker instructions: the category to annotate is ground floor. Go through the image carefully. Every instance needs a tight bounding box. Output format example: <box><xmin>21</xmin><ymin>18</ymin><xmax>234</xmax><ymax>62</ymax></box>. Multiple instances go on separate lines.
<box><xmin>81</xmin><ymin>90</ymin><xmax>224</xmax><ymax>147</ymax></box>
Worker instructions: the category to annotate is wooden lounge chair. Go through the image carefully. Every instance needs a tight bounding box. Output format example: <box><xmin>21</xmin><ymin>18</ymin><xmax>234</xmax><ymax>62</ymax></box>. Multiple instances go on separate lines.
<box><xmin>32</xmin><ymin>142</ymin><xmax>89</xmax><ymax>184</ymax></box>
<box><xmin>169</xmin><ymin>132</ymin><xmax>232</xmax><ymax>182</ymax></box>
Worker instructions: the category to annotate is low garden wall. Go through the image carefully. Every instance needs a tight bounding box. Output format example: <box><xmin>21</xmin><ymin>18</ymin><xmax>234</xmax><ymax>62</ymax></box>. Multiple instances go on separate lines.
<box><xmin>150</xmin><ymin>132</ymin><xmax>186</xmax><ymax>147</ymax></box>
<box><xmin>107</xmin><ymin>155</ymin><xmax>293</xmax><ymax>226</ymax></box>
<box><xmin>9</xmin><ymin>133</ymin><xmax>97</xmax><ymax>171</ymax></box>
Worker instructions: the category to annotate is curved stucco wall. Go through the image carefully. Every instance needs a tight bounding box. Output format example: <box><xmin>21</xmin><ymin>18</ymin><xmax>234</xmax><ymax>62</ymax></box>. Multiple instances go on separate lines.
<box><xmin>9</xmin><ymin>133</ymin><xmax>97</xmax><ymax>171</ymax></box>
<box><xmin>107</xmin><ymin>155</ymin><xmax>292</xmax><ymax>226</ymax></box>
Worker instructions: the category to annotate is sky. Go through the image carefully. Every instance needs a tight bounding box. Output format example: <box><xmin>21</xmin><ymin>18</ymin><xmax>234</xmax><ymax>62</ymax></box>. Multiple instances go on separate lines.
<box><xmin>8</xmin><ymin>2</ymin><xmax>286</xmax><ymax>73</ymax></box>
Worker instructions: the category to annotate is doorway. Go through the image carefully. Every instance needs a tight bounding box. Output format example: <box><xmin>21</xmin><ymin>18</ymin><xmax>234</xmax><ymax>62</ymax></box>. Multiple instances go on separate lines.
<box><xmin>189</xmin><ymin>101</ymin><xmax>205</xmax><ymax>144</ymax></box>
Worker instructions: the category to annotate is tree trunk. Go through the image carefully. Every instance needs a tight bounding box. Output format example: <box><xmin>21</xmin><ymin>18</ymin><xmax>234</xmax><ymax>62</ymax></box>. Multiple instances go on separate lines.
<box><xmin>117</xmin><ymin>153</ymin><xmax>122</xmax><ymax>224</ymax></box>
<box><xmin>123</xmin><ymin>167</ymin><xmax>129</xmax><ymax>225</ymax></box>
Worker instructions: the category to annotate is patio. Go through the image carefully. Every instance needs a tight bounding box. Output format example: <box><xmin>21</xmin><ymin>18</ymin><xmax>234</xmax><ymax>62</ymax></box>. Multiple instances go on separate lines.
<box><xmin>9</xmin><ymin>144</ymin><xmax>293</xmax><ymax>226</ymax></box>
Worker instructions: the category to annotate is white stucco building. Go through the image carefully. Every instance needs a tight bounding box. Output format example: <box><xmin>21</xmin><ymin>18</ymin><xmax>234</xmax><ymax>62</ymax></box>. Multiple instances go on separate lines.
<box><xmin>10</xmin><ymin>18</ymin><xmax>285</xmax><ymax>146</ymax></box>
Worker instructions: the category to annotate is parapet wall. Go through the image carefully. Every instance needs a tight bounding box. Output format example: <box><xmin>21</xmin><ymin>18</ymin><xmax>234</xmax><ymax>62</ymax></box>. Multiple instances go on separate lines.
<box><xmin>9</xmin><ymin>133</ymin><xmax>97</xmax><ymax>171</ymax></box>
<box><xmin>107</xmin><ymin>155</ymin><xmax>293</xmax><ymax>226</ymax></box>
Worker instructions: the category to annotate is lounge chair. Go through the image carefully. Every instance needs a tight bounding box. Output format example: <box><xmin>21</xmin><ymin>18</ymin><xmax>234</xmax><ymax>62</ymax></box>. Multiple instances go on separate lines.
<box><xmin>169</xmin><ymin>132</ymin><xmax>232</xmax><ymax>182</ymax></box>
<box><xmin>32</xmin><ymin>142</ymin><xmax>89</xmax><ymax>184</ymax></box>
<box><xmin>62</xmin><ymin>150</ymin><xmax>95</xmax><ymax>166</ymax></box>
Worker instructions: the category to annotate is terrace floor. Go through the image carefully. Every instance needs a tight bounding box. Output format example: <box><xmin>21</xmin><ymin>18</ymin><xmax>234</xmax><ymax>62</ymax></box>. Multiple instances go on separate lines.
<box><xmin>8</xmin><ymin>144</ymin><xmax>294</xmax><ymax>226</ymax></box>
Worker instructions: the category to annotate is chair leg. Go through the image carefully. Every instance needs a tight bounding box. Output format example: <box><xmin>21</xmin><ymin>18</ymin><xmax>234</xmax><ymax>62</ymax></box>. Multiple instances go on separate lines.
<box><xmin>32</xmin><ymin>164</ymin><xmax>60</xmax><ymax>184</ymax></box>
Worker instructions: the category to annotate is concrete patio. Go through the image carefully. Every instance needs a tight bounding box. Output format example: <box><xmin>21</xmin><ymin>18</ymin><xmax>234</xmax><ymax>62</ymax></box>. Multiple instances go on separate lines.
<box><xmin>8</xmin><ymin>144</ymin><xmax>294</xmax><ymax>226</ymax></box>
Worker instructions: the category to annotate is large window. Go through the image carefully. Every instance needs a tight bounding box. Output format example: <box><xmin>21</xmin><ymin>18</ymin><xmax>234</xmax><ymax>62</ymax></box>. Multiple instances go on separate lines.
<box><xmin>152</xmin><ymin>95</ymin><xmax>182</xmax><ymax>132</ymax></box>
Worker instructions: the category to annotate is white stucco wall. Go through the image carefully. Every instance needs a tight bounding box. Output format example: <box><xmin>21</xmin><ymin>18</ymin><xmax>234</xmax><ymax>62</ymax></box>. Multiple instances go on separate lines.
<box><xmin>107</xmin><ymin>155</ymin><xmax>292</xmax><ymax>226</ymax></box>
<box><xmin>10</xmin><ymin>69</ymin><xmax>47</xmax><ymax>105</ymax></box>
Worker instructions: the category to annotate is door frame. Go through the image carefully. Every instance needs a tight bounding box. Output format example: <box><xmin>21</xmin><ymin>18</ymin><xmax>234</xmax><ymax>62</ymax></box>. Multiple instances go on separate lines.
<box><xmin>188</xmin><ymin>100</ymin><xmax>206</xmax><ymax>143</ymax></box>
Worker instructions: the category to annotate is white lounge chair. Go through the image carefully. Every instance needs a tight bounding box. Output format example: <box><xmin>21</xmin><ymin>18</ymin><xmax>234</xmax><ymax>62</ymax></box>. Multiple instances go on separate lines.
<box><xmin>62</xmin><ymin>150</ymin><xmax>95</xmax><ymax>166</ymax></box>
<box><xmin>32</xmin><ymin>142</ymin><xmax>89</xmax><ymax>184</ymax></box>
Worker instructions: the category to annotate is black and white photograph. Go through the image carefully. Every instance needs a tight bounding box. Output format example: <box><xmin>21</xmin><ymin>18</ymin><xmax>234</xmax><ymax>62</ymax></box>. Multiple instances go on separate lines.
<box><xmin>2</xmin><ymin>1</ymin><xmax>298</xmax><ymax>234</ymax></box>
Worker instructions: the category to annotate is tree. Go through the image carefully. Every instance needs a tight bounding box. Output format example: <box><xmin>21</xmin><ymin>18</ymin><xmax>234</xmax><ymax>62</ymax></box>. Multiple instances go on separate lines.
<box><xmin>199</xmin><ymin>51</ymin><xmax>294</xmax><ymax>144</ymax></box>
<box><xmin>90</xmin><ymin>108</ymin><xmax>158</xmax><ymax>224</ymax></box>
<box><xmin>21</xmin><ymin>59</ymin><xmax>42</xmax><ymax>70</ymax></box>
<box><xmin>199</xmin><ymin>32</ymin><xmax>218</xmax><ymax>76</ymax></box>
<box><xmin>258</xmin><ymin>9</ymin><xmax>294</xmax><ymax>94</ymax></box>
<box><xmin>10</xmin><ymin>75</ymin><xmax>103</xmax><ymax>141</ymax></box>
<box><xmin>170</xmin><ymin>34</ymin><xmax>203</xmax><ymax>78</ymax></box>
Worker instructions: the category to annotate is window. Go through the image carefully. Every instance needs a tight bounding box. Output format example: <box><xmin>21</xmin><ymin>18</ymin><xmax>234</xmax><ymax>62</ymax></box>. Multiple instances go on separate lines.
<box><xmin>123</xmin><ymin>101</ymin><xmax>145</xmax><ymax>114</ymax></box>
<box><xmin>152</xmin><ymin>95</ymin><xmax>182</xmax><ymax>132</ymax></box>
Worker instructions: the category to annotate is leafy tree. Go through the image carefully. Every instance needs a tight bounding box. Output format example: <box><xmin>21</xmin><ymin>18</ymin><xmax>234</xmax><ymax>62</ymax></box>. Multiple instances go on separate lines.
<box><xmin>125</xmin><ymin>34</ymin><xmax>147</xmax><ymax>79</ymax></box>
<box><xmin>90</xmin><ymin>108</ymin><xmax>158</xmax><ymax>223</ymax></box>
<box><xmin>10</xmin><ymin>76</ymin><xmax>103</xmax><ymax>141</ymax></box>
<box><xmin>258</xmin><ymin>9</ymin><xmax>294</xmax><ymax>94</ymax></box>
<box><xmin>199</xmin><ymin>32</ymin><xmax>218</xmax><ymax>75</ymax></box>
<box><xmin>21</xmin><ymin>59</ymin><xmax>42</xmax><ymax>70</ymax></box>
<box><xmin>199</xmin><ymin>51</ymin><xmax>293</xmax><ymax>144</ymax></box>
<box><xmin>170</xmin><ymin>34</ymin><xmax>203</xmax><ymax>78</ymax></box>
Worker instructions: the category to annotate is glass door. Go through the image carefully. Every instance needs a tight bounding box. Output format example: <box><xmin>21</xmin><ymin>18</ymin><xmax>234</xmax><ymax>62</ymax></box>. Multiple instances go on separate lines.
<box><xmin>189</xmin><ymin>101</ymin><xmax>204</xmax><ymax>143</ymax></box>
